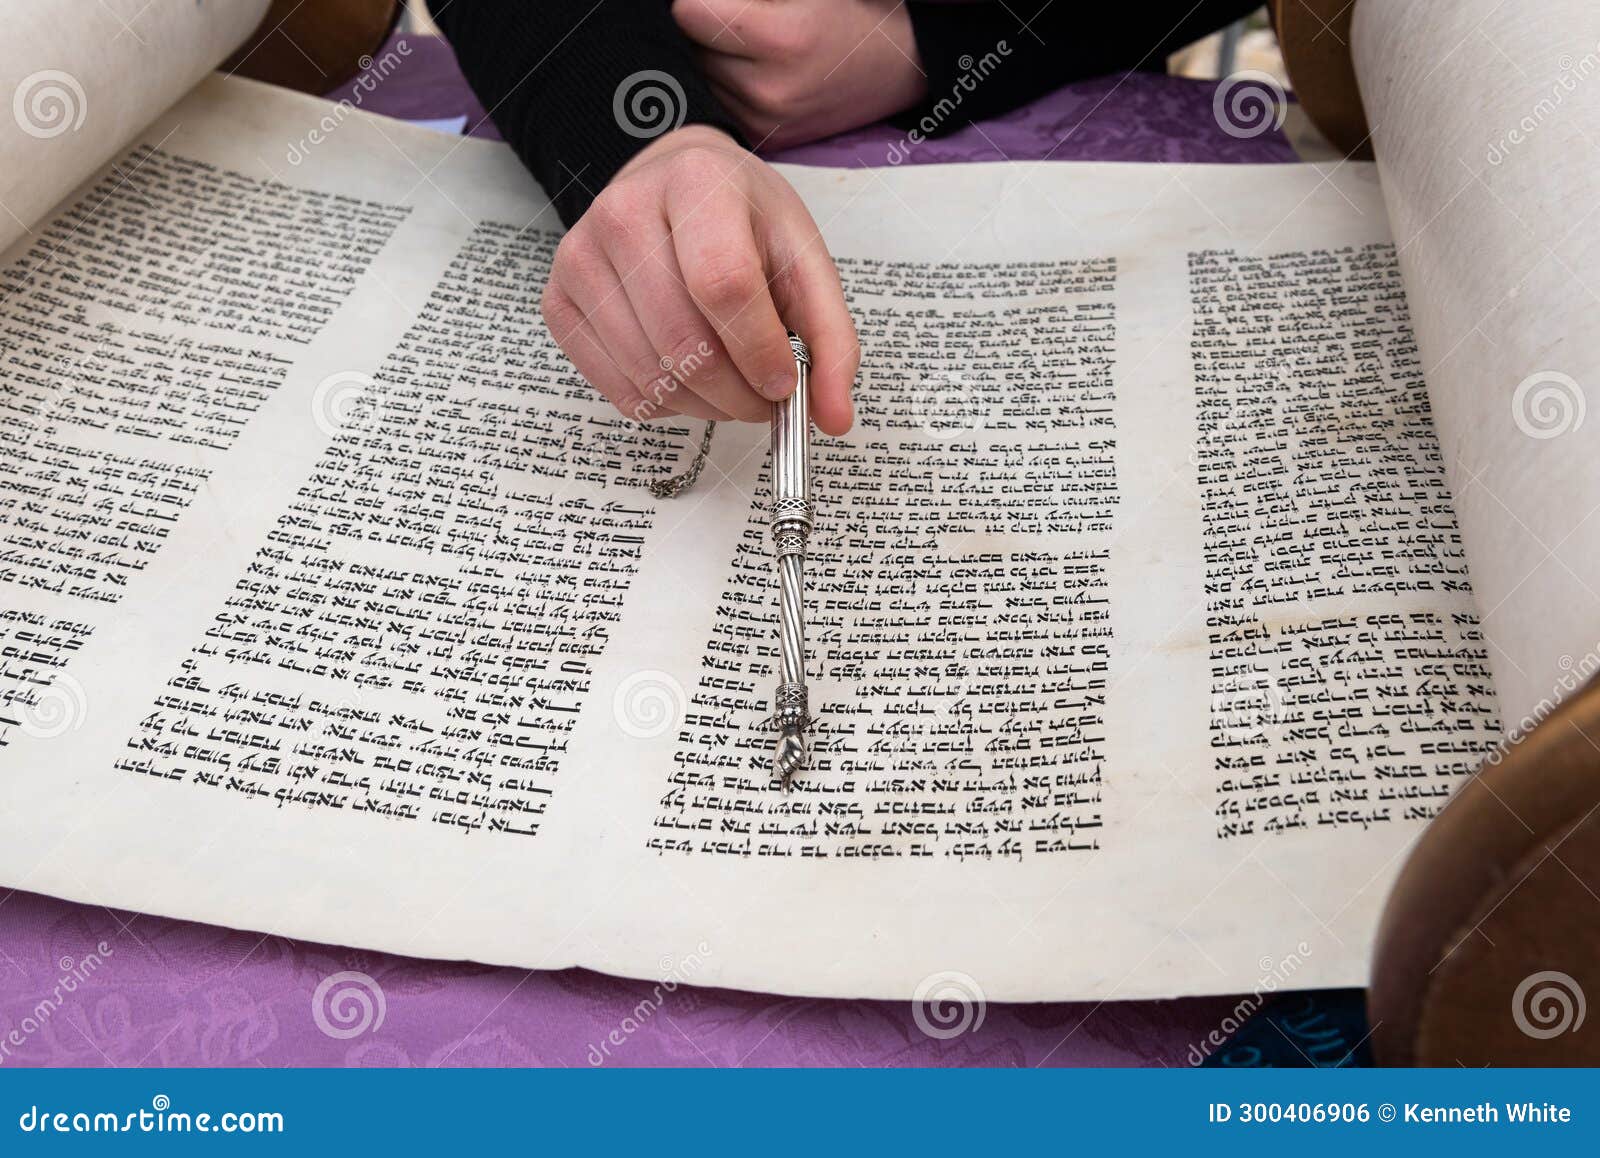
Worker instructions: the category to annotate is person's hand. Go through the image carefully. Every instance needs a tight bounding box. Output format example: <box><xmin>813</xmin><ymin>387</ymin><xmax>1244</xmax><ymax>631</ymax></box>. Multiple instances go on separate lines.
<box><xmin>541</xmin><ymin>124</ymin><xmax>857</xmax><ymax>434</ymax></box>
<box><xmin>672</xmin><ymin>0</ymin><xmax>927</xmax><ymax>149</ymax></box>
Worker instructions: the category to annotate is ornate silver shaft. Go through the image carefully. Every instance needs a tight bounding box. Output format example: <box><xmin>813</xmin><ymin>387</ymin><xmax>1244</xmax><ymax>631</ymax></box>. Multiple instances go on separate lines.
<box><xmin>771</xmin><ymin>333</ymin><xmax>812</xmax><ymax>784</ymax></box>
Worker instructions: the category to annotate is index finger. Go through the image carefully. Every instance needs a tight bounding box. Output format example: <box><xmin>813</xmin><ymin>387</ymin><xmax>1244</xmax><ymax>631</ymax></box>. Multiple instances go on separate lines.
<box><xmin>666</xmin><ymin>181</ymin><xmax>799</xmax><ymax>402</ymax></box>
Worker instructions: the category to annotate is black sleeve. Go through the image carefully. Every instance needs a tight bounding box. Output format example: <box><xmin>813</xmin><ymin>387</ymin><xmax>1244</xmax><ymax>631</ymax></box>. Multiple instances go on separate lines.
<box><xmin>900</xmin><ymin>0</ymin><xmax>1267</xmax><ymax>135</ymax></box>
<box><xmin>434</xmin><ymin>0</ymin><xmax>747</xmax><ymax>226</ymax></box>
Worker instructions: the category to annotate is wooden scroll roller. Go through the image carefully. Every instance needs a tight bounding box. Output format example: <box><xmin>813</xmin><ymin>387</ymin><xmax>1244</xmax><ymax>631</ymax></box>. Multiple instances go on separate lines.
<box><xmin>1269</xmin><ymin>0</ymin><xmax>1372</xmax><ymax>160</ymax></box>
<box><xmin>225</xmin><ymin>0</ymin><xmax>402</xmax><ymax>94</ymax></box>
<box><xmin>1369</xmin><ymin>675</ymin><xmax>1600</xmax><ymax>1065</ymax></box>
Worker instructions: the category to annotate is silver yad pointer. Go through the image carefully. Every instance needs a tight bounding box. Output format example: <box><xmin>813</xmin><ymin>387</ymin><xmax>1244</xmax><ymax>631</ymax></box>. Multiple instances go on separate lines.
<box><xmin>646</xmin><ymin>332</ymin><xmax>816</xmax><ymax>787</ymax></box>
<box><xmin>769</xmin><ymin>333</ymin><xmax>813</xmax><ymax>785</ymax></box>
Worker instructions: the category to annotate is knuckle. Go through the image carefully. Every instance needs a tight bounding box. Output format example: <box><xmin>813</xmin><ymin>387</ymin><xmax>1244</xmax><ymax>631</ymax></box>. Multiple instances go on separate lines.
<box><xmin>666</xmin><ymin>145</ymin><xmax>734</xmax><ymax>184</ymax></box>
<box><xmin>629</xmin><ymin>356</ymin><xmax>680</xmax><ymax>406</ymax></box>
<box><xmin>552</xmin><ymin>232</ymin><xmax>607</xmax><ymax>284</ymax></box>
<box><xmin>688</xmin><ymin>252</ymin><xmax>763</xmax><ymax>310</ymax></box>
<box><xmin>539</xmin><ymin>286</ymin><xmax>579</xmax><ymax>339</ymax></box>
<box><xmin>662</xmin><ymin>149</ymin><xmax>703</xmax><ymax>185</ymax></box>
<box><xmin>668</xmin><ymin>144</ymin><xmax>714</xmax><ymax>169</ymax></box>
<box><xmin>589</xmin><ymin>184</ymin><xmax>650</xmax><ymax>234</ymax></box>
<box><xmin>550</xmin><ymin>233</ymin><xmax>580</xmax><ymax>276</ymax></box>
<box><xmin>663</xmin><ymin>331</ymin><xmax>715</xmax><ymax>376</ymax></box>
<box><xmin>767</xmin><ymin>257</ymin><xmax>803</xmax><ymax>301</ymax></box>
<box><xmin>538</xmin><ymin>281</ymin><xmax>563</xmax><ymax>322</ymax></box>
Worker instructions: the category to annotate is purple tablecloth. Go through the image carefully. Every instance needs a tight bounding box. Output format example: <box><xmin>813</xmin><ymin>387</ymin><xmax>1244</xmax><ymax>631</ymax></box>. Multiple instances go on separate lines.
<box><xmin>0</xmin><ymin>35</ymin><xmax>1297</xmax><ymax>1069</ymax></box>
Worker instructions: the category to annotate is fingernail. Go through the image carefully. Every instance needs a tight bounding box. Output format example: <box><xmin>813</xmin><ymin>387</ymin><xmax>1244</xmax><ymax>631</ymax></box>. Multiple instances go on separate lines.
<box><xmin>762</xmin><ymin>373</ymin><xmax>795</xmax><ymax>400</ymax></box>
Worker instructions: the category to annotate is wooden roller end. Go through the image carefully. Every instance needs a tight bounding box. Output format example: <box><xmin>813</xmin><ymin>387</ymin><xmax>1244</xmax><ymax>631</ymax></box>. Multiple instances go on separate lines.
<box><xmin>1370</xmin><ymin>675</ymin><xmax>1600</xmax><ymax>1064</ymax></box>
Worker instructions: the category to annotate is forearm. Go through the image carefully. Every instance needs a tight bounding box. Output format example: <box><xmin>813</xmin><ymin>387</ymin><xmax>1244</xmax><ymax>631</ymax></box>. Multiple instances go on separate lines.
<box><xmin>435</xmin><ymin>0</ymin><xmax>746</xmax><ymax>225</ymax></box>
